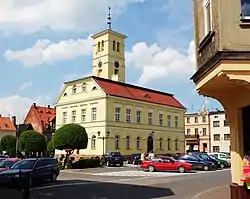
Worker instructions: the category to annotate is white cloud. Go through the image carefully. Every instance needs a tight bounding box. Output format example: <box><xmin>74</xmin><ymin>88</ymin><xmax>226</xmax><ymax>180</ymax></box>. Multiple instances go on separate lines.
<box><xmin>0</xmin><ymin>0</ymin><xmax>146</xmax><ymax>35</ymax></box>
<box><xmin>126</xmin><ymin>40</ymin><xmax>195</xmax><ymax>85</ymax></box>
<box><xmin>0</xmin><ymin>94</ymin><xmax>52</xmax><ymax>123</ymax></box>
<box><xmin>20</xmin><ymin>81</ymin><xmax>32</xmax><ymax>90</ymax></box>
<box><xmin>4</xmin><ymin>37</ymin><xmax>93</xmax><ymax>67</ymax></box>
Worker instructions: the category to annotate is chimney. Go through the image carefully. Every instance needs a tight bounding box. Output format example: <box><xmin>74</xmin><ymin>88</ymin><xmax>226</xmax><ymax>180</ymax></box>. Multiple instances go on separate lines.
<box><xmin>48</xmin><ymin>105</ymin><xmax>50</xmax><ymax>109</ymax></box>
<box><xmin>12</xmin><ymin>116</ymin><xmax>16</xmax><ymax>126</ymax></box>
<box><xmin>33</xmin><ymin>103</ymin><xmax>36</xmax><ymax>107</ymax></box>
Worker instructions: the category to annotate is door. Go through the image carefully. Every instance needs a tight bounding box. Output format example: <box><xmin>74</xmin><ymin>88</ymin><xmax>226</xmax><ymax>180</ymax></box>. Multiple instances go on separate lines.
<box><xmin>147</xmin><ymin>136</ymin><xmax>153</xmax><ymax>153</ymax></box>
<box><xmin>33</xmin><ymin>160</ymin><xmax>45</xmax><ymax>180</ymax></box>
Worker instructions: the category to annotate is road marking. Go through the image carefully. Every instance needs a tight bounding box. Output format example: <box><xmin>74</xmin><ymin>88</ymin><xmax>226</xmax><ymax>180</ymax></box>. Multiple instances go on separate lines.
<box><xmin>191</xmin><ymin>185</ymin><xmax>229</xmax><ymax>199</ymax></box>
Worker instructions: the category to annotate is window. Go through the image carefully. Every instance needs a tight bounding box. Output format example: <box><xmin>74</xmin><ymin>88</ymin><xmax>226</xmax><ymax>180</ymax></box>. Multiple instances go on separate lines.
<box><xmin>224</xmin><ymin>134</ymin><xmax>230</xmax><ymax>140</ymax></box>
<box><xmin>224</xmin><ymin>120</ymin><xmax>229</xmax><ymax>126</ymax></box>
<box><xmin>241</xmin><ymin>0</ymin><xmax>250</xmax><ymax>20</ymax></box>
<box><xmin>214</xmin><ymin>116</ymin><xmax>218</xmax><ymax>118</ymax></box>
<box><xmin>195</xmin><ymin>117</ymin><xmax>198</xmax><ymax>123</ymax></box>
<box><xmin>126</xmin><ymin>109</ymin><xmax>131</xmax><ymax>123</ymax></box>
<box><xmin>62</xmin><ymin>112</ymin><xmax>67</xmax><ymax>124</ymax></box>
<box><xmin>202</xmin><ymin>128</ymin><xmax>207</xmax><ymax>136</ymax></box>
<box><xmin>202</xmin><ymin>116</ymin><xmax>206</xmax><ymax>122</ymax></box>
<box><xmin>97</xmin><ymin>42</ymin><xmax>100</xmax><ymax>52</ymax></box>
<box><xmin>126</xmin><ymin>136</ymin><xmax>130</xmax><ymax>149</ymax></box>
<box><xmin>136</xmin><ymin>110</ymin><xmax>141</xmax><ymax>123</ymax></box>
<box><xmin>113</xmin><ymin>40</ymin><xmax>116</xmax><ymax>50</ymax></box>
<box><xmin>159</xmin><ymin>113</ymin><xmax>163</xmax><ymax>126</ymax></box>
<box><xmin>92</xmin><ymin>135</ymin><xmax>96</xmax><ymax>149</ymax></box>
<box><xmin>81</xmin><ymin>109</ymin><xmax>86</xmax><ymax>122</ymax></box>
<box><xmin>195</xmin><ymin>128</ymin><xmax>199</xmax><ymax>135</ymax></box>
<box><xmin>175</xmin><ymin>139</ymin><xmax>178</xmax><ymax>150</ymax></box>
<box><xmin>148</xmin><ymin>112</ymin><xmax>153</xmax><ymax>125</ymax></box>
<box><xmin>115</xmin><ymin>107</ymin><xmax>121</xmax><ymax>122</ymax></box>
<box><xmin>136</xmin><ymin>137</ymin><xmax>140</xmax><ymax>149</ymax></box>
<box><xmin>167</xmin><ymin>138</ymin><xmax>171</xmax><ymax>150</ymax></box>
<box><xmin>101</xmin><ymin>40</ymin><xmax>104</xmax><ymax>51</ymax></box>
<box><xmin>71</xmin><ymin>110</ymin><xmax>76</xmax><ymax>123</ymax></box>
<box><xmin>213</xmin><ymin>146</ymin><xmax>220</xmax><ymax>152</ymax></box>
<box><xmin>72</xmin><ymin>84</ymin><xmax>77</xmax><ymax>94</ymax></box>
<box><xmin>159</xmin><ymin>138</ymin><xmax>163</xmax><ymax>150</ymax></box>
<box><xmin>114</xmin><ymin>69</ymin><xmax>119</xmax><ymax>75</ymax></box>
<box><xmin>213</xmin><ymin>134</ymin><xmax>220</xmax><ymax>141</ymax></box>
<box><xmin>115</xmin><ymin>135</ymin><xmax>120</xmax><ymax>149</ymax></box>
<box><xmin>91</xmin><ymin>107</ymin><xmax>97</xmax><ymax>121</ymax></box>
<box><xmin>117</xmin><ymin>42</ymin><xmax>120</xmax><ymax>52</ymax></box>
<box><xmin>82</xmin><ymin>82</ymin><xmax>86</xmax><ymax>92</ymax></box>
<box><xmin>186</xmin><ymin>128</ymin><xmax>191</xmax><ymax>135</ymax></box>
<box><xmin>204</xmin><ymin>0</ymin><xmax>212</xmax><ymax>35</ymax></box>
<box><xmin>187</xmin><ymin>117</ymin><xmax>190</xmax><ymax>123</ymax></box>
<box><xmin>167</xmin><ymin>115</ymin><xmax>171</xmax><ymax>127</ymax></box>
<box><xmin>213</xmin><ymin>121</ymin><xmax>220</xmax><ymax>127</ymax></box>
<box><xmin>174</xmin><ymin>116</ymin><xmax>178</xmax><ymax>127</ymax></box>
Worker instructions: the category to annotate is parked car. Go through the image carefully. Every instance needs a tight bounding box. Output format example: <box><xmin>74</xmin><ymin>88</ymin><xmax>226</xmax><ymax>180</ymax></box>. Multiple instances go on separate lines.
<box><xmin>158</xmin><ymin>153</ymin><xmax>179</xmax><ymax>160</ymax></box>
<box><xmin>209</xmin><ymin>152</ymin><xmax>231</xmax><ymax>166</ymax></box>
<box><xmin>127</xmin><ymin>154</ymin><xmax>141</xmax><ymax>164</ymax></box>
<box><xmin>177</xmin><ymin>155</ymin><xmax>217</xmax><ymax>171</ymax></box>
<box><xmin>102</xmin><ymin>152</ymin><xmax>123</xmax><ymax>167</ymax></box>
<box><xmin>141</xmin><ymin>156</ymin><xmax>192</xmax><ymax>173</ymax></box>
<box><xmin>188</xmin><ymin>152</ymin><xmax>220</xmax><ymax>169</ymax></box>
<box><xmin>208</xmin><ymin>154</ymin><xmax>230</xmax><ymax>168</ymax></box>
<box><xmin>0</xmin><ymin>158</ymin><xmax>19</xmax><ymax>173</ymax></box>
<box><xmin>0</xmin><ymin>157</ymin><xmax>60</xmax><ymax>187</ymax></box>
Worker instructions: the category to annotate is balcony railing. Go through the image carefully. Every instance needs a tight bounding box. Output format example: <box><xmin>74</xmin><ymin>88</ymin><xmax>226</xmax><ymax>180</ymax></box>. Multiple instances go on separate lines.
<box><xmin>185</xmin><ymin>134</ymin><xmax>199</xmax><ymax>139</ymax></box>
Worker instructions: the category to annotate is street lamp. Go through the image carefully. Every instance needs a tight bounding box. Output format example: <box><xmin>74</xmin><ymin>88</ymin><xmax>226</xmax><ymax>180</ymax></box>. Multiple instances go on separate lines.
<box><xmin>98</xmin><ymin>131</ymin><xmax>110</xmax><ymax>155</ymax></box>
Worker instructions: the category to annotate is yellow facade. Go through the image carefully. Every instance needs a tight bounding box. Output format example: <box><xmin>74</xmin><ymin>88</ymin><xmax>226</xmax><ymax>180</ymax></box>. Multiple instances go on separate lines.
<box><xmin>55</xmin><ymin>25</ymin><xmax>185</xmax><ymax>156</ymax></box>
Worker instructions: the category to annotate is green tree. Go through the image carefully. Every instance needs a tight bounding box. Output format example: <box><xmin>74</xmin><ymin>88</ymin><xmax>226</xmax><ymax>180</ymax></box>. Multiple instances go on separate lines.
<box><xmin>47</xmin><ymin>140</ymin><xmax>55</xmax><ymax>157</ymax></box>
<box><xmin>0</xmin><ymin>135</ymin><xmax>17</xmax><ymax>157</ymax></box>
<box><xmin>18</xmin><ymin>130</ymin><xmax>47</xmax><ymax>155</ymax></box>
<box><xmin>54</xmin><ymin>124</ymin><xmax>88</xmax><ymax>167</ymax></box>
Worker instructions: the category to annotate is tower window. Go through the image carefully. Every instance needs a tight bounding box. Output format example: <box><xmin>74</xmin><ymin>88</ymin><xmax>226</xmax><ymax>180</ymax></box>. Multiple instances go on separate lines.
<box><xmin>101</xmin><ymin>40</ymin><xmax>104</xmax><ymax>51</ymax></box>
<box><xmin>117</xmin><ymin>42</ymin><xmax>120</xmax><ymax>52</ymax></box>
<box><xmin>97</xmin><ymin>42</ymin><xmax>100</xmax><ymax>52</ymax></box>
<box><xmin>113</xmin><ymin>41</ymin><xmax>116</xmax><ymax>50</ymax></box>
<box><xmin>114</xmin><ymin>69</ymin><xmax>119</xmax><ymax>75</ymax></box>
<box><xmin>72</xmin><ymin>84</ymin><xmax>77</xmax><ymax>94</ymax></box>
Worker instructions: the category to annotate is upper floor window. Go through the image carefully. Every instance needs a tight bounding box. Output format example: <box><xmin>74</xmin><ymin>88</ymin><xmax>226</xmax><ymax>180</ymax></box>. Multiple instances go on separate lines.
<box><xmin>97</xmin><ymin>42</ymin><xmax>100</xmax><ymax>52</ymax></box>
<box><xmin>213</xmin><ymin>134</ymin><xmax>220</xmax><ymax>141</ymax></box>
<box><xmin>101</xmin><ymin>40</ymin><xmax>104</xmax><ymax>51</ymax></box>
<box><xmin>241</xmin><ymin>0</ymin><xmax>250</xmax><ymax>21</ymax></box>
<box><xmin>62</xmin><ymin>112</ymin><xmax>67</xmax><ymax>124</ymax></box>
<box><xmin>224</xmin><ymin>120</ymin><xmax>229</xmax><ymax>126</ymax></box>
<box><xmin>81</xmin><ymin>109</ymin><xmax>86</xmax><ymax>122</ymax></box>
<box><xmin>204</xmin><ymin>0</ymin><xmax>212</xmax><ymax>35</ymax></box>
<box><xmin>126</xmin><ymin>109</ymin><xmax>131</xmax><ymax>123</ymax></box>
<box><xmin>136</xmin><ymin>110</ymin><xmax>141</xmax><ymax>123</ymax></box>
<box><xmin>224</xmin><ymin>134</ymin><xmax>230</xmax><ymax>141</ymax></box>
<box><xmin>91</xmin><ymin>107</ymin><xmax>97</xmax><ymax>121</ymax></box>
<box><xmin>117</xmin><ymin>42</ymin><xmax>120</xmax><ymax>52</ymax></box>
<box><xmin>202</xmin><ymin>116</ymin><xmax>206</xmax><ymax>122</ymax></box>
<box><xmin>71</xmin><ymin>110</ymin><xmax>76</xmax><ymax>123</ymax></box>
<box><xmin>82</xmin><ymin>82</ymin><xmax>86</xmax><ymax>92</ymax></box>
<box><xmin>213</xmin><ymin>146</ymin><xmax>220</xmax><ymax>152</ymax></box>
<box><xmin>72</xmin><ymin>84</ymin><xmax>77</xmax><ymax>94</ymax></box>
<box><xmin>159</xmin><ymin>113</ymin><xmax>163</xmax><ymax>126</ymax></box>
<box><xmin>214</xmin><ymin>116</ymin><xmax>218</xmax><ymax>118</ymax></box>
<box><xmin>186</xmin><ymin>117</ymin><xmax>190</xmax><ymax>123</ymax></box>
<box><xmin>202</xmin><ymin>128</ymin><xmax>207</xmax><ymax>136</ymax></box>
<box><xmin>213</xmin><ymin>121</ymin><xmax>220</xmax><ymax>127</ymax></box>
<box><xmin>167</xmin><ymin>115</ymin><xmax>171</xmax><ymax>127</ymax></box>
<box><xmin>195</xmin><ymin>128</ymin><xmax>199</xmax><ymax>135</ymax></box>
<box><xmin>113</xmin><ymin>41</ymin><xmax>116</xmax><ymax>50</ymax></box>
<box><xmin>174</xmin><ymin>116</ymin><xmax>179</xmax><ymax>128</ymax></box>
<box><xmin>148</xmin><ymin>112</ymin><xmax>153</xmax><ymax>125</ymax></box>
<box><xmin>186</xmin><ymin>128</ymin><xmax>191</xmax><ymax>135</ymax></box>
<box><xmin>115</xmin><ymin>107</ymin><xmax>121</xmax><ymax>122</ymax></box>
<box><xmin>194</xmin><ymin>117</ymin><xmax>198</xmax><ymax>123</ymax></box>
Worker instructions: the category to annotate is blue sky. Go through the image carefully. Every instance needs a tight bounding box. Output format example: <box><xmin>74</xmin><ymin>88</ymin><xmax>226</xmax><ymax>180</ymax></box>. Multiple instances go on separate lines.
<box><xmin>0</xmin><ymin>0</ymin><xmax>222</xmax><ymax>122</ymax></box>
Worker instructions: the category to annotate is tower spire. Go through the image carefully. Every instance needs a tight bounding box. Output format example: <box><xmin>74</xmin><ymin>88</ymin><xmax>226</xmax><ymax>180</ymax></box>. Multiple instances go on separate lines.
<box><xmin>107</xmin><ymin>6</ymin><xmax>112</xmax><ymax>29</ymax></box>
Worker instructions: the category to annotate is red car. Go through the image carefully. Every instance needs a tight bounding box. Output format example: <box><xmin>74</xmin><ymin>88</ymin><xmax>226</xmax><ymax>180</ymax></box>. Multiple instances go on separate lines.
<box><xmin>141</xmin><ymin>156</ymin><xmax>192</xmax><ymax>173</ymax></box>
<box><xmin>0</xmin><ymin>158</ymin><xmax>20</xmax><ymax>173</ymax></box>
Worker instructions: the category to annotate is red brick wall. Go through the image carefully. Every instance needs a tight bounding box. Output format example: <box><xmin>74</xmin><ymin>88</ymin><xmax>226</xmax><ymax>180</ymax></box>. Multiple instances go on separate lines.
<box><xmin>24</xmin><ymin>107</ymin><xmax>43</xmax><ymax>133</ymax></box>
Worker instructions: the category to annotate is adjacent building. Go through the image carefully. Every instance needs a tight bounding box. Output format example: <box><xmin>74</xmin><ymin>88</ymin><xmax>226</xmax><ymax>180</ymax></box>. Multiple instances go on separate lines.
<box><xmin>0</xmin><ymin>115</ymin><xmax>16</xmax><ymax>140</ymax></box>
<box><xmin>185</xmin><ymin>106</ymin><xmax>210</xmax><ymax>152</ymax></box>
<box><xmin>209</xmin><ymin>110</ymin><xmax>230</xmax><ymax>153</ymax></box>
<box><xmin>23</xmin><ymin>103</ymin><xmax>56</xmax><ymax>141</ymax></box>
<box><xmin>55</xmin><ymin>16</ymin><xmax>186</xmax><ymax>156</ymax></box>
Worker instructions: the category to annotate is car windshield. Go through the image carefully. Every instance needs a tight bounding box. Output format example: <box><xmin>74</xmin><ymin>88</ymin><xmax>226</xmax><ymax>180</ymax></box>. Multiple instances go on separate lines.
<box><xmin>0</xmin><ymin>161</ymin><xmax>14</xmax><ymax>168</ymax></box>
<box><xmin>210</xmin><ymin>155</ymin><xmax>218</xmax><ymax>160</ymax></box>
<box><xmin>11</xmin><ymin>159</ymin><xmax>36</xmax><ymax>169</ymax></box>
<box><xmin>110</xmin><ymin>152</ymin><xmax>121</xmax><ymax>156</ymax></box>
<box><xmin>198</xmin><ymin>154</ymin><xmax>210</xmax><ymax>160</ymax></box>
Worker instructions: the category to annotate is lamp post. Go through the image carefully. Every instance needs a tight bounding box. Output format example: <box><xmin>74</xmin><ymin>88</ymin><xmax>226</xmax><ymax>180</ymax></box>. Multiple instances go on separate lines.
<box><xmin>97</xmin><ymin>131</ymin><xmax>110</xmax><ymax>155</ymax></box>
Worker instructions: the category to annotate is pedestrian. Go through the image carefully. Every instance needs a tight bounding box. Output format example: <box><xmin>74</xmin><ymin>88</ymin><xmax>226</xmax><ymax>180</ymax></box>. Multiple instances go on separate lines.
<box><xmin>140</xmin><ymin>152</ymin><xmax>145</xmax><ymax>163</ymax></box>
<box><xmin>148</xmin><ymin>150</ymin><xmax>155</xmax><ymax>160</ymax></box>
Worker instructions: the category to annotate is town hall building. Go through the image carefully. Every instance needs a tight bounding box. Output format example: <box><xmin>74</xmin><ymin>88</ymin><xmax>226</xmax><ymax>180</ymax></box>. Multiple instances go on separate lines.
<box><xmin>55</xmin><ymin>11</ymin><xmax>186</xmax><ymax>156</ymax></box>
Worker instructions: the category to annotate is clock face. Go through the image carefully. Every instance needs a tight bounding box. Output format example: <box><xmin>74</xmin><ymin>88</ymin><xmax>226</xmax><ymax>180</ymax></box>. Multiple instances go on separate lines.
<box><xmin>114</xmin><ymin>61</ymin><xmax>120</xmax><ymax>68</ymax></box>
<box><xmin>98</xmin><ymin>61</ymin><xmax>102</xmax><ymax>68</ymax></box>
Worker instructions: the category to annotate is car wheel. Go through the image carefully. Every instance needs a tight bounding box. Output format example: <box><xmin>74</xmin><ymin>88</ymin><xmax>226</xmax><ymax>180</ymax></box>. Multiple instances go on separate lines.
<box><xmin>203</xmin><ymin>165</ymin><xmax>209</xmax><ymax>171</ymax></box>
<box><xmin>51</xmin><ymin>172</ymin><xmax>57</xmax><ymax>182</ymax></box>
<box><xmin>220</xmin><ymin>164</ymin><xmax>225</xmax><ymax>169</ymax></box>
<box><xmin>178</xmin><ymin>166</ymin><xmax>186</xmax><ymax>173</ymax></box>
<box><xmin>107</xmin><ymin>161</ymin><xmax>110</xmax><ymax>167</ymax></box>
<box><xmin>148</xmin><ymin>166</ymin><xmax>155</xmax><ymax>172</ymax></box>
<box><xmin>120</xmin><ymin>162</ymin><xmax>123</xmax><ymax>167</ymax></box>
<box><xmin>132</xmin><ymin>160</ymin><xmax>135</xmax><ymax>165</ymax></box>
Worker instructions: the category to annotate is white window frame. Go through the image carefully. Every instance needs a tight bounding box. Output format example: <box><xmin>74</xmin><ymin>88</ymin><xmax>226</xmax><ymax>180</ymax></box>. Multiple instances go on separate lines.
<box><xmin>126</xmin><ymin>108</ymin><xmax>131</xmax><ymax>123</ymax></box>
<box><xmin>159</xmin><ymin>113</ymin><xmax>163</xmax><ymax>126</ymax></box>
<box><xmin>91</xmin><ymin>107</ymin><xmax>97</xmax><ymax>121</ymax></box>
<box><xmin>71</xmin><ymin>110</ymin><xmax>76</xmax><ymax>123</ymax></box>
<box><xmin>203</xmin><ymin>0</ymin><xmax>212</xmax><ymax>35</ymax></box>
<box><xmin>174</xmin><ymin>116</ymin><xmax>179</xmax><ymax>128</ymax></box>
<box><xmin>148</xmin><ymin>112</ymin><xmax>153</xmax><ymax>125</ymax></box>
<box><xmin>81</xmin><ymin>109</ymin><xmax>86</xmax><ymax>122</ymax></box>
<box><xmin>62</xmin><ymin>112</ymin><xmax>67</xmax><ymax>124</ymax></box>
<box><xmin>115</xmin><ymin>107</ymin><xmax>121</xmax><ymax>122</ymax></box>
<box><xmin>167</xmin><ymin>115</ymin><xmax>171</xmax><ymax>127</ymax></box>
<box><xmin>136</xmin><ymin>110</ymin><xmax>141</xmax><ymax>123</ymax></box>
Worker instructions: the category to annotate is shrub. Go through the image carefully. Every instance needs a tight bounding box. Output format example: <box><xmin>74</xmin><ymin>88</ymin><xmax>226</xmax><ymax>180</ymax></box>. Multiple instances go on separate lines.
<box><xmin>0</xmin><ymin>135</ymin><xmax>17</xmax><ymax>157</ymax></box>
<box><xmin>70</xmin><ymin>157</ymin><xmax>101</xmax><ymax>169</ymax></box>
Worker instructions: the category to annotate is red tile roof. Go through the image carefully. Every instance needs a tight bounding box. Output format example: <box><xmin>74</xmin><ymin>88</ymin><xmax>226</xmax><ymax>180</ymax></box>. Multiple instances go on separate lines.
<box><xmin>0</xmin><ymin>117</ymin><xmax>16</xmax><ymax>131</ymax></box>
<box><xmin>93</xmin><ymin>76</ymin><xmax>185</xmax><ymax>109</ymax></box>
<box><xmin>33</xmin><ymin>105</ymin><xmax>56</xmax><ymax>125</ymax></box>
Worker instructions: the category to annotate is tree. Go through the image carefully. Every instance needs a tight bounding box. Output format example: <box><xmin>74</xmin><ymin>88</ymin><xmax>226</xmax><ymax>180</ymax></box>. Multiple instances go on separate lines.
<box><xmin>47</xmin><ymin>140</ymin><xmax>55</xmax><ymax>157</ymax></box>
<box><xmin>54</xmin><ymin>124</ymin><xmax>88</xmax><ymax>167</ymax></box>
<box><xmin>0</xmin><ymin>135</ymin><xmax>17</xmax><ymax>157</ymax></box>
<box><xmin>18</xmin><ymin>130</ymin><xmax>47</xmax><ymax>155</ymax></box>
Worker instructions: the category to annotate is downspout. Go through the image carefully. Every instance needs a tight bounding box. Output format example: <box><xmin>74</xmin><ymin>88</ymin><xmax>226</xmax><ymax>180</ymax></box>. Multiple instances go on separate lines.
<box><xmin>208</xmin><ymin>113</ymin><xmax>211</xmax><ymax>153</ymax></box>
<box><xmin>105</xmin><ymin>94</ymin><xmax>109</xmax><ymax>154</ymax></box>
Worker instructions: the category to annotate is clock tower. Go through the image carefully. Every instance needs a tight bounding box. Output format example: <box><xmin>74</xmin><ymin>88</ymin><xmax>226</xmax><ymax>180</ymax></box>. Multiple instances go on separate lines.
<box><xmin>91</xmin><ymin>7</ymin><xmax>127</xmax><ymax>83</ymax></box>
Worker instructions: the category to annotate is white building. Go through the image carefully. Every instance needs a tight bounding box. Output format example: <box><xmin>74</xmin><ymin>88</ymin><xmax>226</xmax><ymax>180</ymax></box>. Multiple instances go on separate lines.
<box><xmin>209</xmin><ymin>110</ymin><xmax>230</xmax><ymax>153</ymax></box>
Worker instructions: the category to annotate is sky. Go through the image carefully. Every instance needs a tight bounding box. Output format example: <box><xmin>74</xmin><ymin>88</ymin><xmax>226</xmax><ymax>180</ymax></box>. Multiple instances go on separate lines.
<box><xmin>0</xmin><ymin>0</ymin><xmax>223</xmax><ymax>123</ymax></box>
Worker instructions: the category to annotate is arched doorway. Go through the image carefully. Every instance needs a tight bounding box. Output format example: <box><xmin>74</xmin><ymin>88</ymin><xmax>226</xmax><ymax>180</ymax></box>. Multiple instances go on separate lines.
<box><xmin>147</xmin><ymin>136</ymin><xmax>153</xmax><ymax>153</ymax></box>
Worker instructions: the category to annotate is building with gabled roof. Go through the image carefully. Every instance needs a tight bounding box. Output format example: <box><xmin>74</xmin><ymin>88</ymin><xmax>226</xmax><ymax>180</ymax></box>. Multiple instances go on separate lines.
<box><xmin>0</xmin><ymin>115</ymin><xmax>16</xmax><ymax>140</ymax></box>
<box><xmin>55</xmin><ymin>11</ymin><xmax>186</xmax><ymax>156</ymax></box>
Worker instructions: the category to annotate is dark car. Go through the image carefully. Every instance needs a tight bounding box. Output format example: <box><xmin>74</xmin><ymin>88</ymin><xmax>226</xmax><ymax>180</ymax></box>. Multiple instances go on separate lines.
<box><xmin>177</xmin><ymin>155</ymin><xmax>216</xmax><ymax>171</ymax></box>
<box><xmin>127</xmin><ymin>154</ymin><xmax>141</xmax><ymax>164</ymax></box>
<box><xmin>0</xmin><ymin>158</ymin><xmax>60</xmax><ymax>187</ymax></box>
<box><xmin>102</xmin><ymin>152</ymin><xmax>123</xmax><ymax>167</ymax></box>
<box><xmin>189</xmin><ymin>152</ymin><xmax>220</xmax><ymax>169</ymax></box>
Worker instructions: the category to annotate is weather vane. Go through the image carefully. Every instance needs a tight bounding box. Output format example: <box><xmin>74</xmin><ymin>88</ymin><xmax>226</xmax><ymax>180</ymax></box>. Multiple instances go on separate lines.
<box><xmin>107</xmin><ymin>6</ymin><xmax>112</xmax><ymax>29</ymax></box>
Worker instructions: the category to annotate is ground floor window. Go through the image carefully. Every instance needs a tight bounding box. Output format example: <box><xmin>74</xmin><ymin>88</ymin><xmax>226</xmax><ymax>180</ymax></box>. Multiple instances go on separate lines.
<box><xmin>213</xmin><ymin>146</ymin><xmax>220</xmax><ymax>152</ymax></box>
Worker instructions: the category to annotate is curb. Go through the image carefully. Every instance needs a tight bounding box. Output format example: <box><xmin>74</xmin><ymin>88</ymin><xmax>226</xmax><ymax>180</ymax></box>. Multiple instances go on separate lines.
<box><xmin>192</xmin><ymin>185</ymin><xmax>229</xmax><ymax>199</ymax></box>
